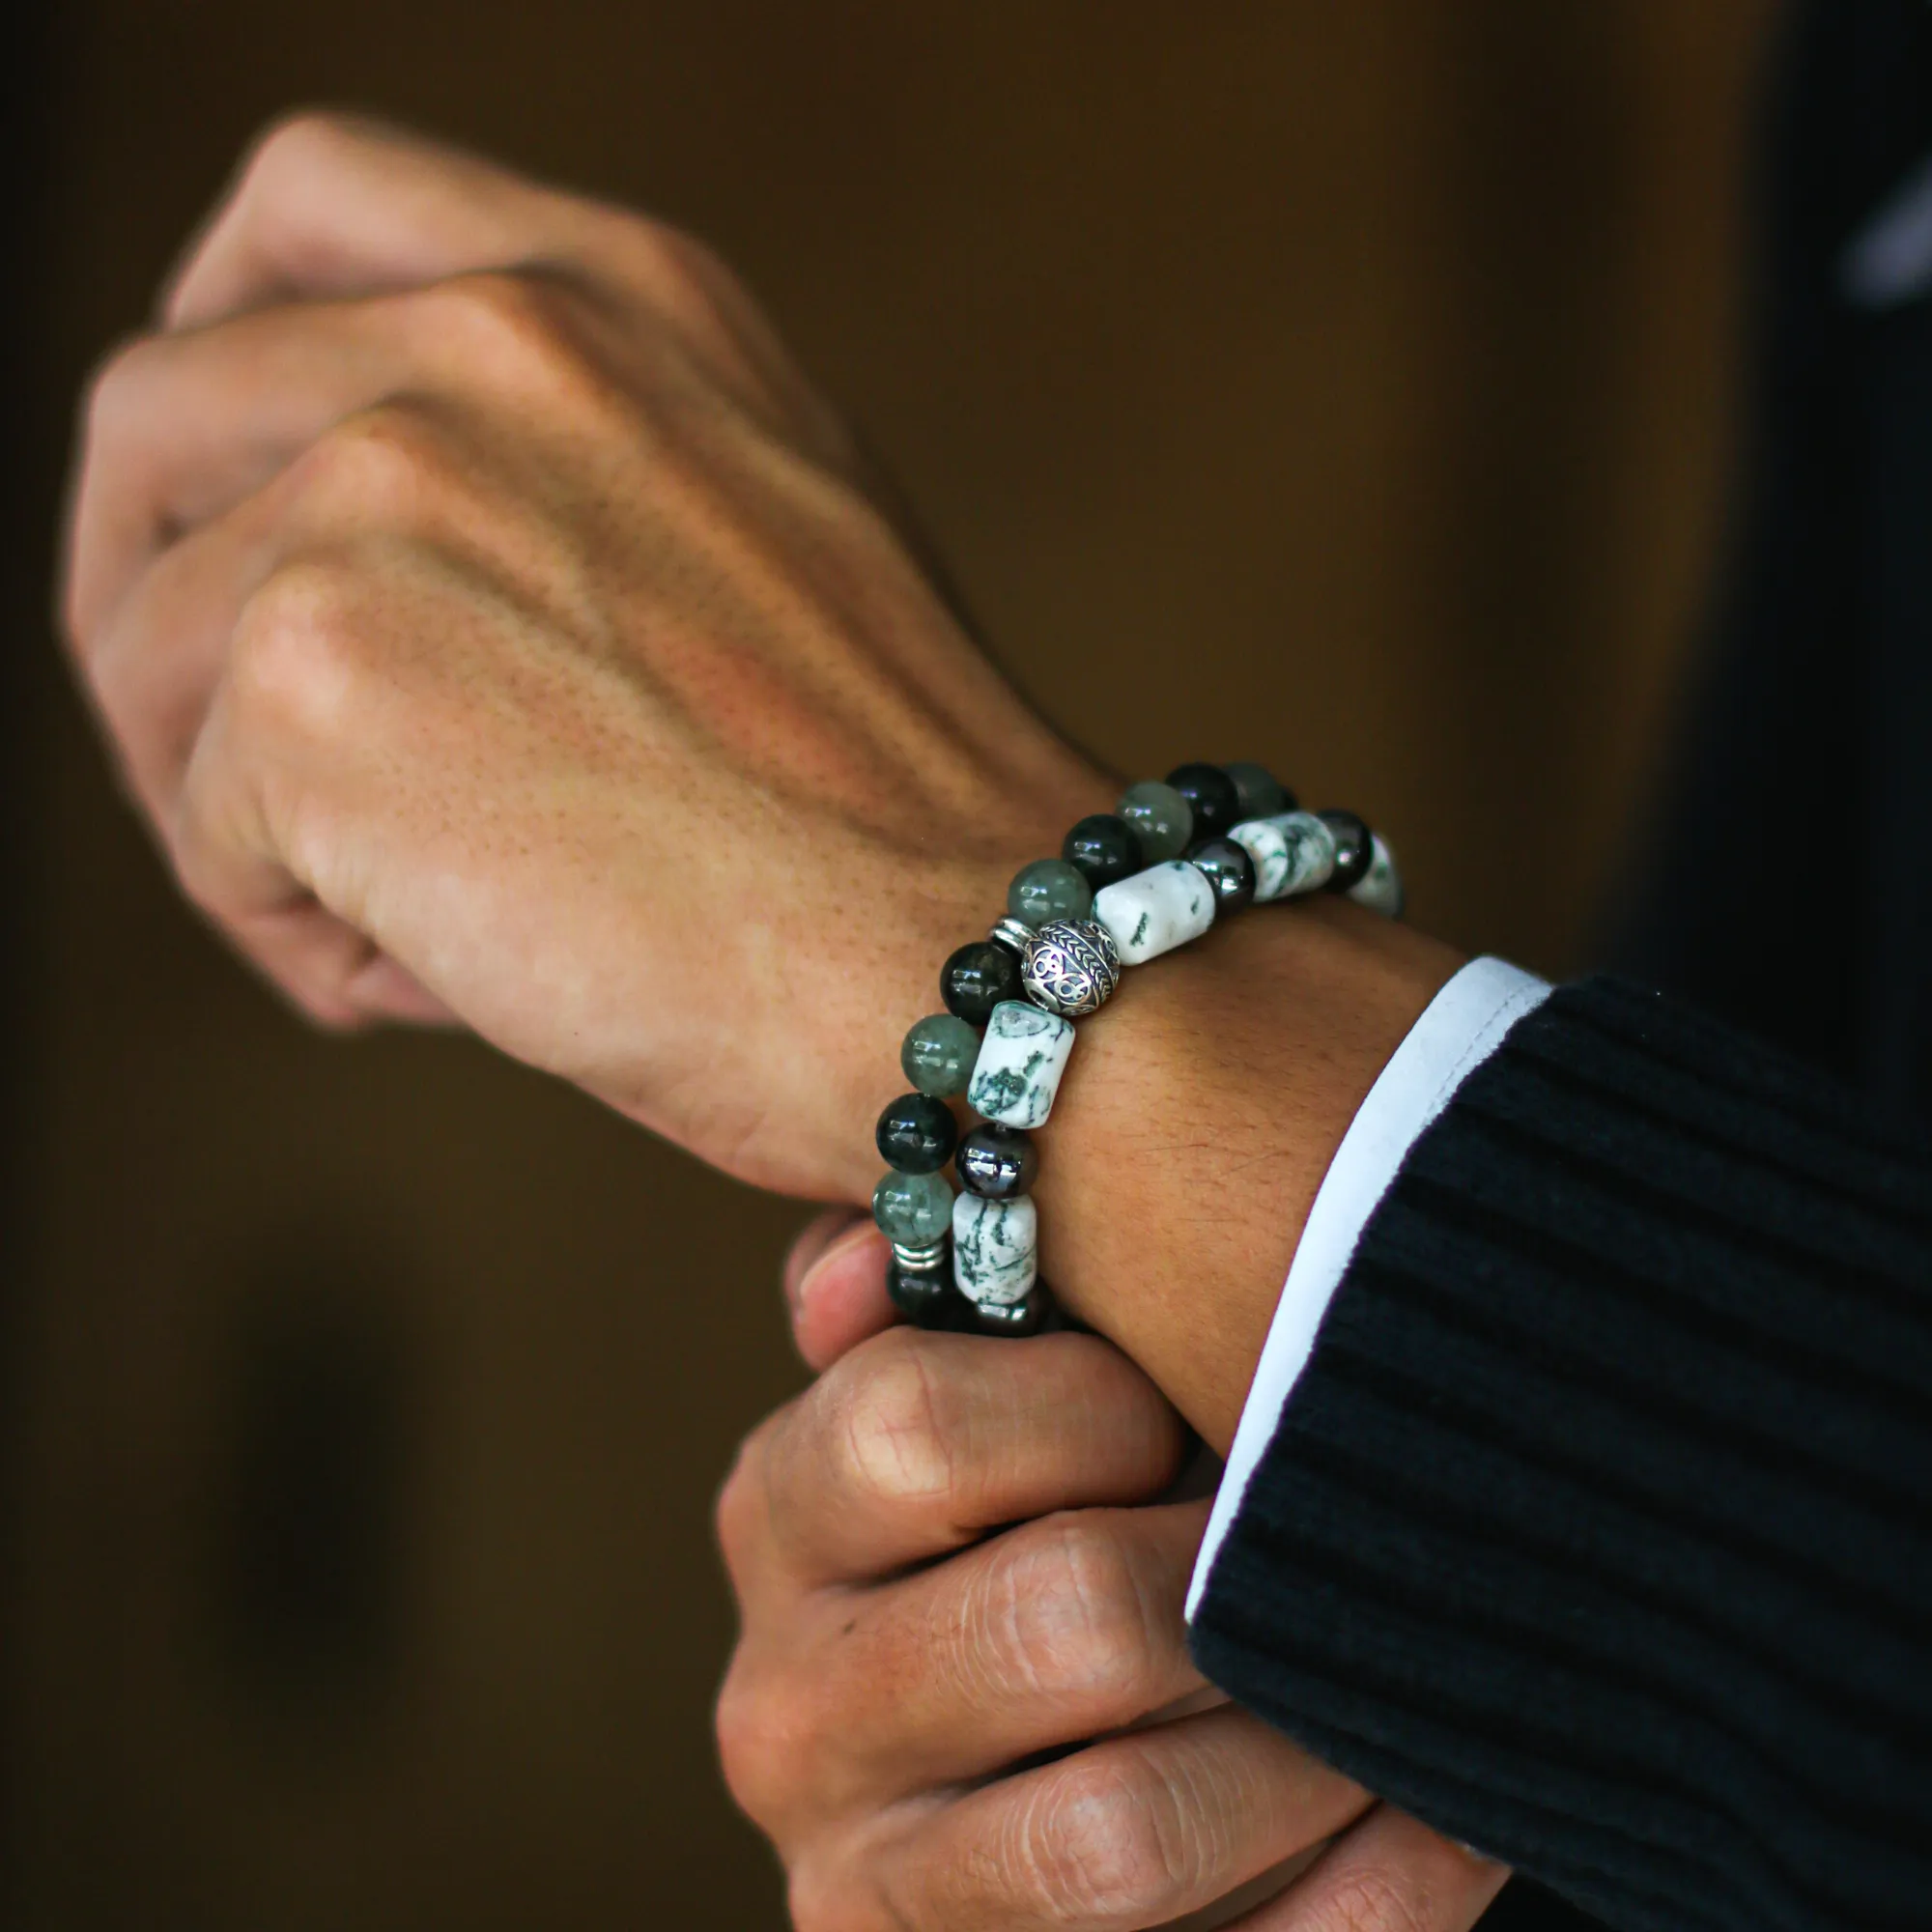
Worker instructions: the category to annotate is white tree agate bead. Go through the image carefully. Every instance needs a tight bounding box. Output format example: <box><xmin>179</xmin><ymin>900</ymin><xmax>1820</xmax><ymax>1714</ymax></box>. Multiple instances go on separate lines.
<box><xmin>1229</xmin><ymin>810</ymin><xmax>1337</xmax><ymax>903</ymax></box>
<box><xmin>1021</xmin><ymin>918</ymin><xmax>1121</xmax><ymax>1018</ymax></box>
<box><xmin>966</xmin><ymin>1000</ymin><xmax>1076</xmax><ymax>1128</ymax></box>
<box><xmin>1092</xmin><ymin>860</ymin><xmax>1216</xmax><ymax>966</ymax></box>
<box><xmin>1347</xmin><ymin>833</ymin><xmax>1404</xmax><ymax>917</ymax></box>
<box><xmin>952</xmin><ymin>1192</ymin><xmax>1038</xmax><ymax>1306</ymax></box>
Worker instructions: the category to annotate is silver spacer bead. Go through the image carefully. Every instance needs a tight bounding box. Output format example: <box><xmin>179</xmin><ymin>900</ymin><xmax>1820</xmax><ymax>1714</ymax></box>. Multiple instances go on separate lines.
<box><xmin>892</xmin><ymin>1236</ymin><xmax>950</xmax><ymax>1275</ymax></box>
<box><xmin>988</xmin><ymin>916</ymin><xmax>1037</xmax><ymax>957</ymax></box>
<box><xmin>1020</xmin><ymin>918</ymin><xmax>1122</xmax><ymax>1019</ymax></box>
<box><xmin>973</xmin><ymin>1288</ymin><xmax>1046</xmax><ymax>1335</ymax></box>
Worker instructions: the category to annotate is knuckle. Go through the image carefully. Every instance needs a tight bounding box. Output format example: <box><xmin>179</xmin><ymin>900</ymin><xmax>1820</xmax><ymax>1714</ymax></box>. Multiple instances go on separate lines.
<box><xmin>298</xmin><ymin>405</ymin><xmax>457</xmax><ymax>527</ymax></box>
<box><xmin>712</xmin><ymin>1418</ymin><xmax>778</xmax><ymax>1581</ymax></box>
<box><xmin>429</xmin><ymin>271</ymin><xmax>603</xmax><ymax>398</ymax></box>
<box><xmin>991</xmin><ymin>1517</ymin><xmax>1157</xmax><ymax>1707</ymax></box>
<box><xmin>1303</xmin><ymin>1868</ymin><xmax>1432</xmax><ymax>1932</ymax></box>
<box><xmin>77</xmin><ymin>333</ymin><xmax>156</xmax><ymax>455</ymax></box>
<box><xmin>242</xmin><ymin>109</ymin><xmax>359</xmax><ymax>195</ymax></box>
<box><xmin>1016</xmin><ymin>1751</ymin><xmax>1190</xmax><ymax>1925</ymax></box>
<box><xmin>228</xmin><ymin>558</ymin><xmax>366</xmax><ymax>743</ymax></box>
<box><xmin>823</xmin><ymin>1330</ymin><xmax>957</xmax><ymax>1512</ymax></box>
<box><xmin>713</xmin><ymin>1660</ymin><xmax>789</xmax><ymax>1825</ymax></box>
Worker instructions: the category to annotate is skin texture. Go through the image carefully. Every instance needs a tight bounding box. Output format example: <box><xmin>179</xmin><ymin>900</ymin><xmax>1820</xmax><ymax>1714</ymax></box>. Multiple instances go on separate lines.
<box><xmin>62</xmin><ymin>115</ymin><xmax>1492</xmax><ymax>1925</ymax></box>
<box><xmin>715</xmin><ymin>1275</ymin><xmax>1510</xmax><ymax>1929</ymax></box>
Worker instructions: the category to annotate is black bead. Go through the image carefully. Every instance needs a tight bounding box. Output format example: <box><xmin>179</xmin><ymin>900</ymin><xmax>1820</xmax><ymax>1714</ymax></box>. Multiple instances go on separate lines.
<box><xmin>941</xmin><ymin>941</ymin><xmax>1021</xmax><ymax>1025</ymax></box>
<box><xmin>886</xmin><ymin>1261</ymin><xmax>950</xmax><ymax>1322</ymax></box>
<box><xmin>1062</xmin><ymin>812</ymin><xmax>1143</xmax><ymax>892</ymax></box>
<box><xmin>1164</xmin><ymin>762</ymin><xmax>1241</xmax><ymax>840</ymax></box>
<box><xmin>1320</xmin><ymin>810</ymin><xmax>1375</xmax><ymax>892</ymax></box>
<box><xmin>956</xmin><ymin>1122</ymin><xmax>1038</xmax><ymax>1200</ymax></box>
<box><xmin>876</xmin><ymin>1092</ymin><xmax>959</xmax><ymax>1174</ymax></box>
<box><xmin>1185</xmin><ymin>837</ymin><xmax>1256</xmax><ymax>914</ymax></box>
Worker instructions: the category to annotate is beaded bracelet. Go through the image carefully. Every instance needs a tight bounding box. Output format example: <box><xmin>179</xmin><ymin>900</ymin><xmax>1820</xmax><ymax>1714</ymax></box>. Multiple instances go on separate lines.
<box><xmin>871</xmin><ymin>760</ymin><xmax>1403</xmax><ymax>1336</ymax></box>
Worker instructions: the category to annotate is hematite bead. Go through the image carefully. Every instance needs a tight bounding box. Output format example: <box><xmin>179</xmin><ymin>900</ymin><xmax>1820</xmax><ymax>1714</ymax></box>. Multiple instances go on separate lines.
<box><xmin>1165</xmin><ymin>762</ymin><xmax>1241</xmax><ymax>840</ymax></box>
<box><xmin>956</xmin><ymin>1122</ymin><xmax>1039</xmax><ymax>1200</ymax></box>
<box><xmin>1117</xmin><ymin>781</ymin><xmax>1194</xmax><ymax>862</ymax></box>
<box><xmin>901</xmin><ymin>1012</ymin><xmax>980</xmax><ymax>1096</ymax></box>
<box><xmin>1185</xmin><ymin>837</ymin><xmax>1257</xmax><ymax>913</ymax></box>
<box><xmin>1319</xmin><ymin>810</ymin><xmax>1375</xmax><ymax>893</ymax></box>
<box><xmin>872</xmin><ymin>1169</ymin><xmax>954</xmax><ymax>1243</ymax></box>
<box><xmin>1225</xmin><ymin>761</ymin><xmax>1296</xmax><ymax>822</ymax></box>
<box><xmin>1021</xmin><ymin>917</ymin><xmax>1121</xmax><ymax>1017</ymax></box>
<box><xmin>941</xmin><ymin>940</ymin><xmax>1021</xmax><ymax>1025</ymax></box>
<box><xmin>875</xmin><ymin>1092</ymin><xmax>958</xmax><ymax>1174</ymax></box>
<box><xmin>1008</xmin><ymin>858</ymin><xmax>1094</xmax><ymax>927</ymax></box>
<box><xmin>1062</xmin><ymin>813</ymin><xmax>1144</xmax><ymax>893</ymax></box>
<box><xmin>973</xmin><ymin>1285</ymin><xmax>1047</xmax><ymax>1336</ymax></box>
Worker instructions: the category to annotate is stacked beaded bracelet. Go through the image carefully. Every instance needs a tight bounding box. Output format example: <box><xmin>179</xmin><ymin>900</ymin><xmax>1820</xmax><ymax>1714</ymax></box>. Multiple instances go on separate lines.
<box><xmin>871</xmin><ymin>760</ymin><xmax>1404</xmax><ymax>1336</ymax></box>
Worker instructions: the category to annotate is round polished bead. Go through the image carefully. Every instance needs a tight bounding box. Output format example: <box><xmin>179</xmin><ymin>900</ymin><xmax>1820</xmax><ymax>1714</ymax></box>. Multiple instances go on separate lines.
<box><xmin>1021</xmin><ymin>917</ymin><xmax>1121</xmax><ymax>1017</ymax></box>
<box><xmin>1117</xmin><ymin>781</ymin><xmax>1194</xmax><ymax>862</ymax></box>
<box><xmin>900</xmin><ymin>1012</ymin><xmax>980</xmax><ymax>1096</ymax></box>
<box><xmin>1185</xmin><ymin>837</ymin><xmax>1257</xmax><ymax>913</ymax></box>
<box><xmin>1320</xmin><ymin>810</ymin><xmax>1376</xmax><ymax>893</ymax></box>
<box><xmin>956</xmin><ymin>1122</ymin><xmax>1039</xmax><ymax>1200</ymax></box>
<box><xmin>941</xmin><ymin>940</ymin><xmax>1021</xmax><ymax>1025</ymax></box>
<box><xmin>886</xmin><ymin>1261</ymin><xmax>951</xmax><ymax>1323</ymax></box>
<box><xmin>1062</xmin><ymin>813</ymin><xmax>1144</xmax><ymax>893</ymax></box>
<box><xmin>1008</xmin><ymin>858</ymin><xmax>1094</xmax><ymax>927</ymax></box>
<box><xmin>1165</xmin><ymin>762</ymin><xmax>1241</xmax><ymax>840</ymax></box>
<box><xmin>1225</xmin><ymin>761</ymin><xmax>1296</xmax><ymax>821</ymax></box>
<box><xmin>875</xmin><ymin>1092</ymin><xmax>959</xmax><ymax>1174</ymax></box>
<box><xmin>872</xmin><ymin>1168</ymin><xmax>954</xmax><ymax>1244</ymax></box>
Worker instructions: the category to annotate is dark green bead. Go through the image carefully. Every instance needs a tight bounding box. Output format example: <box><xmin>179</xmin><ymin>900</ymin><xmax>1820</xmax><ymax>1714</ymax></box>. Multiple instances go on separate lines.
<box><xmin>1165</xmin><ymin>762</ymin><xmax>1241</xmax><ymax>840</ymax></box>
<box><xmin>941</xmin><ymin>941</ymin><xmax>1021</xmax><ymax>1025</ymax></box>
<box><xmin>886</xmin><ymin>1261</ymin><xmax>950</xmax><ymax>1322</ymax></box>
<box><xmin>1225</xmin><ymin>761</ymin><xmax>1295</xmax><ymax>821</ymax></box>
<box><xmin>1320</xmin><ymin>810</ymin><xmax>1375</xmax><ymax>892</ymax></box>
<box><xmin>1062</xmin><ymin>813</ymin><xmax>1143</xmax><ymax>892</ymax></box>
<box><xmin>1008</xmin><ymin>858</ymin><xmax>1093</xmax><ymax>926</ymax></box>
<box><xmin>876</xmin><ymin>1092</ymin><xmax>959</xmax><ymax>1174</ymax></box>
<box><xmin>901</xmin><ymin>1012</ymin><xmax>980</xmax><ymax>1096</ymax></box>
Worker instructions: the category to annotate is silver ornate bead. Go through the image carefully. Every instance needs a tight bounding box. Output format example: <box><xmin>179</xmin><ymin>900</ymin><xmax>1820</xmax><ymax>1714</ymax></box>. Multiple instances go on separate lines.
<box><xmin>988</xmin><ymin>916</ymin><xmax>1037</xmax><ymax>957</ymax></box>
<box><xmin>1020</xmin><ymin>918</ymin><xmax>1122</xmax><ymax>1019</ymax></box>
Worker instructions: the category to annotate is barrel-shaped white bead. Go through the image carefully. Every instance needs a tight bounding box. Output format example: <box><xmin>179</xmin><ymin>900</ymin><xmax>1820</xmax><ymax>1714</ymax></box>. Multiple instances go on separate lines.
<box><xmin>1348</xmin><ymin>834</ymin><xmax>1404</xmax><ymax>917</ymax></box>
<box><xmin>966</xmin><ymin>1000</ymin><xmax>1076</xmax><ymax>1128</ymax></box>
<box><xmin>1092</xmin><ymin>860</ymin><xmax>1217</xmax><ymax>965</ymax></box>
<box><xmin>1230</xmin><ymin>810</ymin><xmax>1336</xmax><ymax>902</ymax></box>
<box><xmin>952</xmin><ymin>1192</ymin><xmax>1037</xmax><ymax>1306</ymax></box>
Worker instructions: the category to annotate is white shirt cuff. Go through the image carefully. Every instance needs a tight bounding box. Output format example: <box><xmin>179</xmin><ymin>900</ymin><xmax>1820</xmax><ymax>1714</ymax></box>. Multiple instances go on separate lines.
<box><xmin>1185</xmin><ymin>955</ymin><xmax>1551</xmax><ymax>1622</ymax></box>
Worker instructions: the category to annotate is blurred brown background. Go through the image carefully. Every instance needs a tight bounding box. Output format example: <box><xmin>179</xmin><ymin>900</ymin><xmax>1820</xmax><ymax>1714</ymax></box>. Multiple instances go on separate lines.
<box><xmin>10</xmin><ymin>4</ymin><xmax>1776</xmax><ymax>1926</ymax></box>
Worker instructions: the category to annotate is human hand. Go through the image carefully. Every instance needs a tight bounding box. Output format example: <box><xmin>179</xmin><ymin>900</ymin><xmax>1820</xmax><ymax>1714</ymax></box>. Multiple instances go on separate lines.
<box><xmin>61</xmin><ymin>112</ymin><xmax>1106</xmax><ymax>1200</ymax></box>
<box><xmin>714</xmin><ymin>1219</ymin><xmax>1511</xmax><ymax>1930</ymax></box>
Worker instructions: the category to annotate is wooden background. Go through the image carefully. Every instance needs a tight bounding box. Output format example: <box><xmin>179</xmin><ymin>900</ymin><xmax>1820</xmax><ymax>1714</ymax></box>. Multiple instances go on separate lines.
<box><xmin>11</xmin><ymin>4</ymin><xmax>1774</xmax><ymax>1925</ymax></box>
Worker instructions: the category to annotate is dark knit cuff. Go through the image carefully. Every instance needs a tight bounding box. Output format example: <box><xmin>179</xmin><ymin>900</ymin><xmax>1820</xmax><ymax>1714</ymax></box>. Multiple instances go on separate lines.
<box><xmin>1189</xmin><ymin>978</ymin><xmax>1932</xmax><ymax>1932</ymax></box>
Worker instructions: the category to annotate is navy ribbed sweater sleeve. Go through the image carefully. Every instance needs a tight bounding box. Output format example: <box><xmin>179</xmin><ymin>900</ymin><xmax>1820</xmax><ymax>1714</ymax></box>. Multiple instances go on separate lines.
<box><xmin>1188</xmin><ymin>977</ymin><xmax>1932</xmax><ymax>1932</ymax></box>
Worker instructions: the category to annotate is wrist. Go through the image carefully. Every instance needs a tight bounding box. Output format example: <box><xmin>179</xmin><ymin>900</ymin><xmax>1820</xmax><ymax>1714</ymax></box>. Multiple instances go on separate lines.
<box><xmin>1032</xmin><ymin>896</ymin><xmax>1462</xmax><ymax>1451</ymax></box>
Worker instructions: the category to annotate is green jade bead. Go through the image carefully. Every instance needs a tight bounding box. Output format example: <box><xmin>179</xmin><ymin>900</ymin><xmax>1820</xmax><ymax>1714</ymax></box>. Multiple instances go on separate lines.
<box><xmin>1007</xmin><ymin>858</ymin><xmax>1093</xmax><ymax>927</ymax></box>
<box><xmin>872</xmin><ymin>1168</ymin><xmax>955</xmax><ymax>1244</ymax></box>
<box><xmin>1225</xmin><ymin>761</ymin><xmax>1291</xmax><ymax>822</ymax></box>
<box><xmin>1117</xmin><ymin>780</ymin><xmax>1194</xmax><ymax>862</ymax></box>
<box><xmin>900</xmin><ymin>1012</ymin><xmax>980</xmax><ymax>1096</ymax></box>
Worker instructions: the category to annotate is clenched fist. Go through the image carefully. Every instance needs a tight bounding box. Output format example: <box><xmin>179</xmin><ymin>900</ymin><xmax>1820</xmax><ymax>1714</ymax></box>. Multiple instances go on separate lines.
<box><xmin>62</xmin><ymin>112</ymin><xmax>1108</xmax><ymax>1198</ymax></box>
